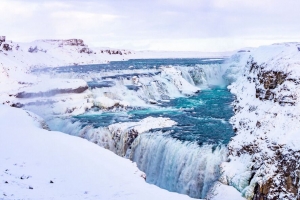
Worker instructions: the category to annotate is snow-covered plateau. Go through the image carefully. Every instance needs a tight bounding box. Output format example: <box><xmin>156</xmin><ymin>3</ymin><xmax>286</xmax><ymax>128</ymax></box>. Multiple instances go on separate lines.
<box><xmin>2</xmin><ymin>36</ymin><xmax>300</xmax><ymax>200</ymax></box>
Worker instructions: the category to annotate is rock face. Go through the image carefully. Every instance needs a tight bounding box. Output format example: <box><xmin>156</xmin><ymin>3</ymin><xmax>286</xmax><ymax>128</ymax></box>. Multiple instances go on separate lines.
<box><xmin>247</xmin><ymin>58</ymin><xmax>296</xmax><ymax>106</ymax></box>
<box><xmin>217</xmin><ymin>43</ymin><xmax>300</xmax><ymax>200</ymax></box>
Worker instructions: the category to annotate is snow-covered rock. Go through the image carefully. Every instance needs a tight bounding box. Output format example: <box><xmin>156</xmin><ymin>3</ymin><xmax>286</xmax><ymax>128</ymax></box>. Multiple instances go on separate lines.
<box><xmin>217</xmin><ymin>42</ymin><xmax>300</xmax><ymax>200</ymax></box>
<box><xmin>108</xmin><ymin>117</ymin><xmax>177</xmax><ymax>156</ymax></box>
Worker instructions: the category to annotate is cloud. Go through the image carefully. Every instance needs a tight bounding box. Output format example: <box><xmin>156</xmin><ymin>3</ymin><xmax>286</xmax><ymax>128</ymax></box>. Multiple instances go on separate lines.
<box><xmin>1</xmin><ymin>0</ymin><xmax>300</xmax><ymax>51</ymax></box>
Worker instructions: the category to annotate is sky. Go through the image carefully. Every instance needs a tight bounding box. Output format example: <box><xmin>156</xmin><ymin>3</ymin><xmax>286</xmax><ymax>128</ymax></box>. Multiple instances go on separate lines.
<box><xmin>1</xmin><ymin>0</ymin><xmax>300</xmax><ymax>52</ymax></box>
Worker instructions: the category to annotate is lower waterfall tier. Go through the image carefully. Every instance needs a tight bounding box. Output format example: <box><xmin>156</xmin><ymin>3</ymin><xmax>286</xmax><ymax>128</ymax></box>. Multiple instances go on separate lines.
<box><xmin>130</xmin><ymin>133</ymin><xmax>228</xmax><ymax>199</ymax></box>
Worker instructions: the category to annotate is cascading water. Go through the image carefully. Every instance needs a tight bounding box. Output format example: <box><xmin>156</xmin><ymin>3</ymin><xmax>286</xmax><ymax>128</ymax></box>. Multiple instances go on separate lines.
<box><xmin>129</xmin><ymin>133</ymin><xmax>227</xmax><ymax>199</ymax></box>
<box><xmin>31</xmin><ymin>58</ymin><xmax>235</xmax><ymax>199</ymax></box>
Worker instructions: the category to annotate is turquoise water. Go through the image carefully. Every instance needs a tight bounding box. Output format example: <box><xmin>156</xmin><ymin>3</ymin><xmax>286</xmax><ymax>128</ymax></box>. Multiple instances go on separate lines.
<box><xmin>42</xmin><ymin>58</ymin><xmax>234</xmax><ymax>198</ymax></box>
<box><xmin>75</xmin><ymin>86</ymin><xmax>234</xmax><ymax>145</ymax></box>
<box><xmin>32</xmin><ymin>58</ymin><xmax>224</xmax><ymax>73</ymax></box>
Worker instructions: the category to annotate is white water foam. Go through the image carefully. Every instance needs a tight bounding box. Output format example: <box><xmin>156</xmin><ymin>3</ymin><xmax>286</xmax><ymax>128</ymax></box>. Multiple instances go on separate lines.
<box><xmin>129</xmin><ymin>132</ymin><xmax>228</xmax><ymax>199</ymax></box>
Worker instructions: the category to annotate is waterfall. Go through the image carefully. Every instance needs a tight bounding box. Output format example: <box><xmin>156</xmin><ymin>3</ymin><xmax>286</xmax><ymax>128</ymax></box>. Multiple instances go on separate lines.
<box><xmin>129</xmin><ymin>132</ymin><xmax>228</xmax><ymax>199</ymax></box>
<box><xmin>47</xmin><ymin>117</ymin><xmax>116</xmax><ymax>152</ymax></box>
<box><xmin>47</xmin><ymin>118</ymin><xmax>228</xmax><ymax>199</ymax></box>
<box><xmin>35</xmin><ymin>62</ymin><xmax>233</xmax><ymax>199</ymax></box>
<box><xmin>178</xmin><ymin>64</ymin><xmax>228</xmax><ymax>88</ymax></box>
<box><xmin>177</xmin><ymin>67</ymin><xmax>195</xmax><ymax>85</ymax></box>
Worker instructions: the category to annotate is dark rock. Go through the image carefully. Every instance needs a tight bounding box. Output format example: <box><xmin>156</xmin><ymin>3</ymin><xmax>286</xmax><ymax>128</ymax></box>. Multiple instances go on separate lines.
<box><xmin>79</xmin><ymin>47</ymin><xmax>93</xmax><ymax>54</ymax></box>
<box><xmin>252</xmin><ymin>179</ymin><xmax>272</xmax><ymax>200</ymax></box>
<box><xmin>3</xmin><ymin>43</ymin><xmax>12</xmax><ymax>51</ymax></box>
<box><xmin>28</xmin><ymin>46</ymin><xmax>38</xmax><ymax>53</ymax></box>
<box><xmin>11</xmin><ymin>103</ymin><xmax>23</xmax><ymax>108</ymax></box>
<box><xmin>256</xmin><ymin>121</ymin><xmax>261</xmax><ymax>128</ymax></box>
<box><xmin>28</xmin><ymin>46</ymin><xmax>47</xmax><ymax>53</ymax></box>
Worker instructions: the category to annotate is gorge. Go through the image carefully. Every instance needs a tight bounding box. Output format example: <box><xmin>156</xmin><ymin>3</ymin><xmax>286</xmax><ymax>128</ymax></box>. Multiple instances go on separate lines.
<box><xmin>1</xmin><ymin>38</ymin><xmax>300</xmax><ymax>200</ymax></box>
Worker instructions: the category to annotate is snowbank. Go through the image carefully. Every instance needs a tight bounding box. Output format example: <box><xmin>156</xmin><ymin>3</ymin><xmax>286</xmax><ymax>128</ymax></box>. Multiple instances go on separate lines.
<box><xmin>207</xmin><ymin>182</ymin><xmax>246</xmax><ymax>200</ymax></box>
<box><xmin>0</xmin><ymin>105</ymin><xmax>193</xmax><ymax>200</ymax></box>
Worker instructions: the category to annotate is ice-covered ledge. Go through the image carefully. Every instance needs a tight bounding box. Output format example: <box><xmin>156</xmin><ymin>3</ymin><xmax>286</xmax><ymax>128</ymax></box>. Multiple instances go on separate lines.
<box><xmin>0</xmin><ymin>78</ymin><xmax>93</xmax><ymax>117</ymax></box>
<box><xmin>15</xmin><ymin>79</ymin><xmax>88</xmax><ymax>98</ymax></box>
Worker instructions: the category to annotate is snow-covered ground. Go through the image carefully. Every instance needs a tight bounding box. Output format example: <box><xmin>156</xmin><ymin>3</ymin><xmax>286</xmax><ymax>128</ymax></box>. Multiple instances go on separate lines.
<box><xmin>0</xmin><ymin>105</ymin><xmax>194</xmax><ymax>200</ymax></box>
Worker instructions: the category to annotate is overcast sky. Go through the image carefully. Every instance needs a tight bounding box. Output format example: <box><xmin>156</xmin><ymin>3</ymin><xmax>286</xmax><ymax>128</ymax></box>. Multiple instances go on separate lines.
<box><xmin>1</xmin><ymin>0</ymin><xmax>300</xmax><ymax>52</ymax></box>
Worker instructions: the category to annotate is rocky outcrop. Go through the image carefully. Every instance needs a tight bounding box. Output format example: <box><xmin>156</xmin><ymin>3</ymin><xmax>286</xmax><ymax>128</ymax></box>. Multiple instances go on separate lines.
<box><xmin>2</xmin><ymin>43</ymin><xmax>12</xmax><ymax>51</ymax></box>
<box><xmin>79</xmin><ymin>47</ymin><xmax>93</xmax><ymax>54</ymax></box>
<box><xmin>246</xmin><ymin>58</ymin><xmax>297</xmax><ymax>105</ymax></box>
<box><xmin>62</xmin><ymin>39</ymin><xmax>85</xmax><ymax>46</ymax></box>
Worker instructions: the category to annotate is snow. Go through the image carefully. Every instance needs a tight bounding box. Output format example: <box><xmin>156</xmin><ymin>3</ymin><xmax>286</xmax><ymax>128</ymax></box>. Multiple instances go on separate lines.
<box><xmin>0</xmin><ymin>105</ymin><xmax>193</xmax><ymax>200</ymax></box>
<box><xmin>207</xmin><ymin>182</ymin><xmax>245</xmax><ymax>200</ymax></box>
<box><xmin>108</xmin><ymin>116</ymin><xmax>177</xmax><ymax>134</ymax></box>
<box><xmin>7</xmin><ymin>36</ymin><xmax>300</xmax><ymax>199</ymax></box>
